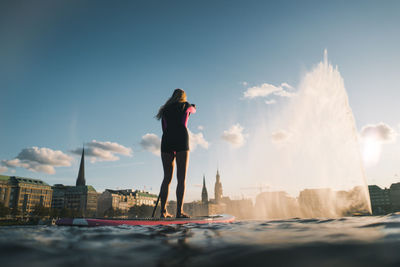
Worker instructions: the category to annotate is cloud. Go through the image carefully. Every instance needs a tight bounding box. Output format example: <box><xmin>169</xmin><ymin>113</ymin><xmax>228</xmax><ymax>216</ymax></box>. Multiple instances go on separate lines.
<box><xmin>243</xmin><ymin>82</ymin><xmax>295</xmax><ymax>100</ymax></box>
<box><xmin>221</xmin><ymin>123</ymin><xmax>247</xmax><ymax>148</ymax></box>
<box><xmin>1</xmin><ymin>147</ymin><xmax>73</xmax><ymax>174</ymax></box>
<box><xmin>197</xmin><ymin>125</ymin><xmax>204</xmax><ymax>131</ymax></box>
<box><xmin>241</xmin><ymin>81</ymin><xmax>248</xmax><ymax>86</ymax></box>
<box><xmin>189</xmin><ymin>129</ymin><xmax>209</xmax><ymax>151</ymax></box>
<box><xmin>140</xmin><ymin>133</ymin><xmax>161</xmax><ymax>155</ymax></box>
<box><xmin>360</xmin><ymin>123</ymin><xmax>397</xmax><ymax>144</ymax></box>
<box><xmin>71</xmin><ymin>140</ymin><xmax>133</xmax><ymax>162</ymax></box>
<box><xmin>265</xmin><ymin>99</ymin><xmax>276</xmax><ymax>105</ymax></box>
<box><xmin>0</xmin><ymin>166</ymin><xmax>7</xmax><ymax>173</ymax></box>
<box><xmin>271</xmin><ymin>130</ymin><xmax>291</xmax><ymax>143</ymax></box>
<box><xmin>281</xmin><ymin>82</ymin><xmax>294</xmax><ymax>90</ymax></box>
<box><xmin>274</xmin><ymin>90</ymin><xmax>296</xmax><ymax>97</ymax></box>
<box><xmin>243</xmin><ymin>83</ymin><xmax>280</xmax><ymax>99</ymax></box>
<box><xmin>140</xmin><ymin>130</ymin><xmax>209</xmax><ymax>155</ymax></box>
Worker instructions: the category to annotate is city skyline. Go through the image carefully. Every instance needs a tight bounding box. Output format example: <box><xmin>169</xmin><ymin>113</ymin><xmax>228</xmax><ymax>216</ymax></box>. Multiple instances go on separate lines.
<box><xmin>1</xmin><ymin>1</ymin><xmax>400</xmax><ymax>201</ymax></box>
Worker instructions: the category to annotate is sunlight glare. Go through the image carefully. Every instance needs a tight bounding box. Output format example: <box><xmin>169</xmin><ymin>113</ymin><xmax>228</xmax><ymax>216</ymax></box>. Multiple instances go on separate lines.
<box><xmin>362</xmin><ymin>137</ymin><xmax>382</xmax><ymax>167</ymax></box>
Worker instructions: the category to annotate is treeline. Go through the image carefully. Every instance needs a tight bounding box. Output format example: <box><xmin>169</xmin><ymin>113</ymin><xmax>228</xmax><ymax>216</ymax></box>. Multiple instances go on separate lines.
<box><xmin>0</xmin><ymin>203</ymin><xmax>94</xmax><ymax>219</ymax></box>
<box><xmin>101</xmin><ymin>205</ymin><xmax>162</xmax><ymax>218</ymax></box>
<box><xmin>0</xmin><ymin>203</ymin><xmax>162</xmax><ymax>219</ymax></box>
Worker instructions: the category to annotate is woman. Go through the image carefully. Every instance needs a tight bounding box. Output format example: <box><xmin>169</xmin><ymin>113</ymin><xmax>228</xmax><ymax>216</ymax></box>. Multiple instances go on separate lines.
<box><xmin>156</xmin><ymin>88</ymin><xmax>196</xmax><ymax>218</ymax></box>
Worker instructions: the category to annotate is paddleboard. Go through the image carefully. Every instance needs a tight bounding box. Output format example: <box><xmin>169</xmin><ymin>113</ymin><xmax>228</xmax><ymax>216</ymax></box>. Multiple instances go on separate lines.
<box><xmin>56</xmin><ymin>214</ymin><xmax>234</xmax><ymax>227</ymax></box>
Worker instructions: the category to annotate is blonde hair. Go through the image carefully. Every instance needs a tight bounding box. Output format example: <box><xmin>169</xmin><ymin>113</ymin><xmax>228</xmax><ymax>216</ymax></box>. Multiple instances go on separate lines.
<box><xmin>156</xmin><ymin>89</ymin><xmax>187</xmax><ymax>120</ymax></box>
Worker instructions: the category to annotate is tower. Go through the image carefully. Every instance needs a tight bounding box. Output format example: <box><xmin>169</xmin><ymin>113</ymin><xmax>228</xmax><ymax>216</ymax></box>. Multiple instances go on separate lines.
<box><xmin>214</xmin><ymin>169</ymin><xmax>223</xmax><ymax>203</ymax></box>
<box><xmin>201</xmin><ymin>175</ymin><xmax>208</xmax><ymax>204</ymax></box>
<box><xmin>76</xmin><ymin>147</ymin><xmax>86</xmax><ymax>186</ymax></box>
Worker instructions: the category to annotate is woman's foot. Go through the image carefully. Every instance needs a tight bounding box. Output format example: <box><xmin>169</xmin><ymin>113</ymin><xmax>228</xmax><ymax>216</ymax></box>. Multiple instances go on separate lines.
<box><xmin>160</xmin><ymin>211</ymin><xmax>173</xmax><ymax>219</ymax></box>
<box><xmin>176</xmin><ymin>212</ymin><xmax>190</xmax><ymax>218</ymax></box>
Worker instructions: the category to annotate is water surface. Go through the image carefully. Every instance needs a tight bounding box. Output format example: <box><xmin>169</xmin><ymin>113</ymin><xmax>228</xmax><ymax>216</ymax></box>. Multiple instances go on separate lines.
<box><xmin>1</xmin><ymin>214</ymin><xmax>400</xmax><ymax>267</ymax></box>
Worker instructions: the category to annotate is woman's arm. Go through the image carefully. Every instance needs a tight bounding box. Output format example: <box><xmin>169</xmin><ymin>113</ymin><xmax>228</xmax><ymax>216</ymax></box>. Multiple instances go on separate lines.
<box><xmin>186</xmin><ymin>104</ymin><xmax>196</xmax><ymax>114</ymax></box>
<box><xmin>182</xmin><ymin>103</ymin><xmax>196</xmax><ymax>127</ymax></box>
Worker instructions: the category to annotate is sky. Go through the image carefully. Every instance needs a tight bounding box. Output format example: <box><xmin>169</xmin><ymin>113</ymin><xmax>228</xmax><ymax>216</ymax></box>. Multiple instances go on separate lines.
<box><xmin>1</xmin><ymin>0</ymin><xmax>400</xmax><ymax>201</ymax></box>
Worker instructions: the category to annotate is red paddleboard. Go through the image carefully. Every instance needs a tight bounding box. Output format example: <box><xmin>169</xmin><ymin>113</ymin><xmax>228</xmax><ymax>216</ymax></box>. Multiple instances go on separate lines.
<box><xmin>56</xmin><ymin>214</ymin><xmax>235</xmax><ymax>227</ymax></box>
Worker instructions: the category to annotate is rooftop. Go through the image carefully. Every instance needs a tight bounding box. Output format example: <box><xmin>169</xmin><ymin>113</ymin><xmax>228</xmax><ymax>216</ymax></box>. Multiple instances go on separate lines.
<box><xmin>0</xmin><ymin>175</ymin><xmax>50</xmax><ymax>186</ymax></box>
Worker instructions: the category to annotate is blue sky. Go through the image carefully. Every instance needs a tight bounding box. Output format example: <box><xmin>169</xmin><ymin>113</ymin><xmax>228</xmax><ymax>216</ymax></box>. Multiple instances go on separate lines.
<box><xmin>1</xmin><ymin>0</ymin><xmax>400</xmax><ymax>200</ymax></box>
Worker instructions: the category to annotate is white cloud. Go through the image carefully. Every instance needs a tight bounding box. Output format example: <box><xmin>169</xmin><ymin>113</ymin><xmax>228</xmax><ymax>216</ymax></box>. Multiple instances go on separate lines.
<box><xmin>140</xmin><ymin>130</ymin><xmax>208</xmax><ymax>155</ymax></box>
<box><xmin>243</xmin><ymin>83</ymin><xmax>280</xmax><ymax>99</ymax></box>
<box><xmin>0</xmin><ymin>166</ymin><xmax>7</xmax><ymax>173</ymax></box>
<box><xmin>274</xmin><ymin>90</ymin><xmax>296</xmax><ymax>97</ymax></box>
<box><xmin>265</xmin><ymin>99</ymin><xmax>276</xmax><ymax>105</ymax></box>
<box><xmin>241</xmin><ymin>81</ymin><xmax>248</xmax><ymax>86</ymax></box>
<box><xmin>271</xmin><ymin>130</ymin><xmax>291</xmax><ymax>143</ymax></box>
<box><xmin>221</xmin><ymin>123</ymin><xmax>247</xmax><ymax>148</ymax></box>
<box><xmin>197</xmin><ymin>125</ymin><xmax>204</xmax><ymax>131</ymax></box>
<box><xmin>140</xmin><ymin>133</ymin><xmax>161</xmax><ymax>155</ymax></box>
<box><xmin>281</xmin><ymin>82</ymin><xmax>294</xmax><ymax>90</ymax></box>
<box><xmin>1</xmin><ymin>147</ymin><xmax>73</xmax><ymax>174</ymax></box>
<box><xmin>360</xmin><ymin>123</ymin><xmax>397</xmax><ymax>144</ymax></box>
<box><xmin>71</xmin><ymin>140</ymin><xmax>133</xmax><ymax>163</ymax></box>
<box><xmin>243</xmin><ymin>82</ymin><xmax>295</xmax><ymax>100</ymax></box>
<box><xmin>188</xmin><ymin>129</ymin><xmax>209</xmax><ymax>151</ymax></box>
<box><xmin>87</xmin><ymin>140</ymin><xmax>132</xmax><ymax>155</ymax></box>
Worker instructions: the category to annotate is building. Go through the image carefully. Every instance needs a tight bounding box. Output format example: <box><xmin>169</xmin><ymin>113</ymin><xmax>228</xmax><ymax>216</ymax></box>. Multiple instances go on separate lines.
<box><xmin>134</xmin><ymin>190</ymin><xmax>158</xmax><ymax>206</ymax></box>
<box><xmin>97</xmin><ymin>189</ymin><xmax>136</xmax><ymax>214</ymax></box>
<box><xmin>183</xmin><ymin>201</ymin><xmax>209</xmax><ymax>217</ymax></box>
<box><xmin>173</xmin><ymin>171</ymin><xmax>255</xmax><ymax>219</ymax></box>
<box><xmin>214</xmin><ymin>169</ymin><xmax>223</xmax><ymax>203</ymax></box>
<box><xmin>51</xmin><ymin>148</ymin><xmax>98</xmax><ymax>216</ymax></box>
<box><xmin>0</xmin><ymin>175</ymin><xmax>52</xmax><ymax>214</ymax></box>
<box><xmin>0</xmin><ymin>175</ymin><xmax>12</xmax><ymax>208</ymax></box>
<box><xmin>222</xmin><ymin>198</ymin><xmax>254</xmax><ymax>219</ymax></box>
<box><xmin>298</xmin><ymin>188</ymin><xmax>339</xmax><ymax>218</ymax></box>
<box><xmin>51</xmin><ymin>184</ymin><xmax>68</xmax><ymax>210</ymax></box>
<box><xmin>63</xmin><ymin>185</ymin><xmax>98</xmax><ymax>214</ymax></box>
<box><xmin>389</xmin><ymin>183</ymin><xmax>400</xmax><ymax>211</ymax></box>
<box><xmin>368</xmin><ymin>185</ymin><xmax>391</xmax><ymax>215</ymax></box>
<box><xmin>201</xmin><ymin>175</ymin><xmax>208</xmax><ymax>204</ymax></box>
<box><xmin>97</xmin><ymin>189</ymin><xmax>158</xmax><ymax>215</ymax></box>
<box><xmin>255</xmin><ymin>191</ymin><xmax>298</xmax><ymax>219</ymax></box>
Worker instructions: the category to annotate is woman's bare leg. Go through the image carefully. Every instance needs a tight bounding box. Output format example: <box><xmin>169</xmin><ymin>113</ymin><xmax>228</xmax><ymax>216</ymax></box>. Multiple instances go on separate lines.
<box><xmin>176</xmin><ymin>151</ymin><xmax>189</xmax><ymax>217</ymax></box>
<box><xmin>160</xmin><ymin>152</ymin><xmax>175</xmax><ymax>217</ymax></box>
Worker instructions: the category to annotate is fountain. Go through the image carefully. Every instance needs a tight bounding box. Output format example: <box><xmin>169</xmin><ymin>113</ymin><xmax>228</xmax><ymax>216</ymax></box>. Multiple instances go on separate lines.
<box><xmin>245</xmin><ymin>51</ymin><xmax>371</xmax><ymax>218</ymax></box>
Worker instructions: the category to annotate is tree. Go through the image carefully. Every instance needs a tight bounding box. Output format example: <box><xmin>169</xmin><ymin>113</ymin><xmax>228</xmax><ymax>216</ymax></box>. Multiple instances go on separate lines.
<box><xmin>128</xmin><ymin>205</ymin><xmax>159</xmax><ymax>218</ymax></box>
<box><xmin>0</xmin><ymin>203</ymin><xmax>10</xmax><ymax>217</ymax></box>
<box><xmin>11</xmin><ymin>207</ymin><xmax>21</xmax><ymax>217</ymax></box>
<box><xmin>32</xmin><ymin>204</ymin><xmax>51</xmax><ymax>217</ymax></box>
<box><xmin>103</xmin><ymin>208</ymin><xmax>126</xmax><ymax>218</ymax></box>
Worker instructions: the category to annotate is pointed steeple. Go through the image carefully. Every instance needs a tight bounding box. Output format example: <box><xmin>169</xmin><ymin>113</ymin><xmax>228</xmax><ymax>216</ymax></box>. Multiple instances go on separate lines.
<box><xmin>214</xmin><ymin>169</ymin><xmax>222</xmax><ymax>203</ymax></box>
<box><xmin>201</xmin><ymin>175</ymin><xmax>208</xmax><ymax>204</ymax></box>
<box><xmin>76</xmin><ymin>147</ymin><xmax>86</xmax><ymax>186</ymax></box>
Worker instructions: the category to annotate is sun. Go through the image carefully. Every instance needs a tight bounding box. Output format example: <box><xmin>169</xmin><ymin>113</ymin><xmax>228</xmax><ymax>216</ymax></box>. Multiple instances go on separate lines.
<box><xmin>362</xmin><ymin>137</ymin><xmax>382</xmax><ymax>167</ymax></box>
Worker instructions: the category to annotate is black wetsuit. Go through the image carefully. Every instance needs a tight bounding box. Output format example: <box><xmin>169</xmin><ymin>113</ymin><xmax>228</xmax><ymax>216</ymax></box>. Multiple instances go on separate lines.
<box><xmin>161</xmin><ymin>102</ymin><xmax>196</xmax><ymax>153</ymax></box>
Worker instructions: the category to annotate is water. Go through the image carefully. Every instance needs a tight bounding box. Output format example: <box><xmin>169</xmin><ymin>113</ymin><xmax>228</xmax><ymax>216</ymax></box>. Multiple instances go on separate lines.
<box><xmin>2</xmin><ymin>215</ymin><xmax>400</xmax><ymax>267</ymax></box>
<box><xmin>233</xmin><ymin>50</ymin><xmax>370</xmax><ymax>218</ymax></box>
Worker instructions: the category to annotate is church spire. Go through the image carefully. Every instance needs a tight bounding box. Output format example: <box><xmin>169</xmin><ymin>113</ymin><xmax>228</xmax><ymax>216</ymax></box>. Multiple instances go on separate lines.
<box><xmin>201</xmin><ymin>175</ymin><xmax>208</xmax><ymax>204</ymax></box>
<box><xmin>76</xmin><ymin>147</ymin><xmax>86</xmax><ymax>186</ymax></box>
<box><xmin>214</xmin><ymin>169</ymin><xmax>222</xmax><ymax>203</ymax></box>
